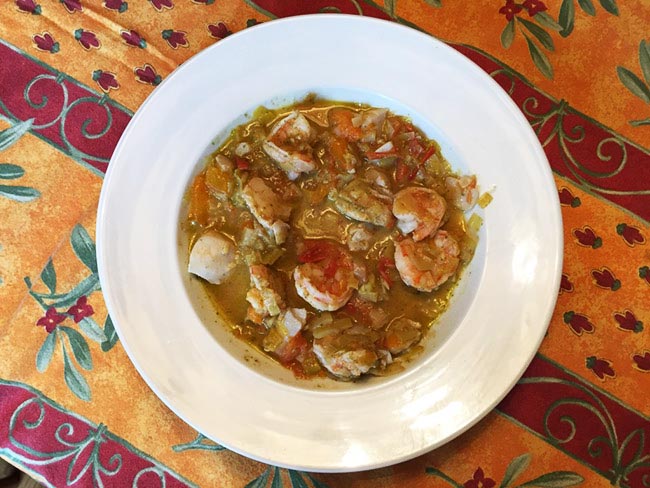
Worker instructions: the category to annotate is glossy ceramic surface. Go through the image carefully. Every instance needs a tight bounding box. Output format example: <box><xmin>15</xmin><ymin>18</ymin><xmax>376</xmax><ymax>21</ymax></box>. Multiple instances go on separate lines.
<box><xmin>96</xmin><ymin>15</ymin><xmax>562</xmax><ymax>472</ymax></box>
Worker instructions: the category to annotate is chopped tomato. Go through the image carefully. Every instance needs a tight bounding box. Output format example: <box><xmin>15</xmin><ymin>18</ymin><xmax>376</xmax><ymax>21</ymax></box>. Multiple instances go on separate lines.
<box><xmin>366</xmin><ymin>150</ymin><xmax>398</xmax><ymax>160</ymax></box>
<box><xmin>377</xmin><ymin>257</ymin><xmax>396</xmax><ymax>288</ymax></box>
<box><xmin>395</xmin><ymin>159</ymin><xmax>411</xmax><ymax>184</ymax></box>
<box><xmin>275</xmin><ymin>333</ymin><xmax>309</xmax><ymax>364</ymax></box>
<box><xmin>407</xmin><ymin>138</ymin><xmax>424</xmax><ymax>157</ymax></box>
<box><xmin>234</xmin><ymin>156</ymin><xmax>250</xmax><ymax>170</ymax></box>
<box><xmin>188</xmin><ymin>172</ymin><xmax>209</xmax><ymax>226</ymax></box>
<box><xmin>420</xmin><ymin>145</ymin><xmax>437</xmax><ymax>163</ymax></box>
<box><xmin>323</xmin><ymin>257</ymin><xmax>338</xmax><ymax>279</ymax></box>
<box><xmin>343</xmin><ymin>297</ymin><xmax>372</xmax><ymax>322</ymax></box>
<box><xmin>298</xmin><ymin>241</ymin><xmax>333</xmax><ymax>263</ymax></box>
<box><xmin>329</xmin><ymin>108</ymin><xmax>363</xmax><ymax>142</ymax></box>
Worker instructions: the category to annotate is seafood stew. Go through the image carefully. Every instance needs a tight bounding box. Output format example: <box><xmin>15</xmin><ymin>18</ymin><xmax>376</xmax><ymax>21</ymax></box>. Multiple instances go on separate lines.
<box><xmin>184</xmin><ymin>97</ymin><xmax>481</xmax><ymax>381</ymax></box>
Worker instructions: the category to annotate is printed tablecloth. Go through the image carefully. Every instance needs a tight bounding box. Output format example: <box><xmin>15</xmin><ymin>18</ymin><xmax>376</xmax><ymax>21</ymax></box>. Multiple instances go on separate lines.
<box><xmin>1</xmin><ymin>1</ymin><xmax>649</xmax><ymax>487</ymax></box>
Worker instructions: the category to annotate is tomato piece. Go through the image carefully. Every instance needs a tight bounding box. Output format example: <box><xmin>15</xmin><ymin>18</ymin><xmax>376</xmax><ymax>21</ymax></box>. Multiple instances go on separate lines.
<box><xmin>377</xmin><ymin>257</ymin><xmax>395</xmax><ymax>288</ymax></box>
<box><xmin>395</xmin><ymin>159</ymin><xmax>411</xmax><ymax>184</ymax></box>
<box><xmin>275</xmin><ymin>333</ymin><xmax>309</xmax><ymax>364</ymax></box>
<box><xmin>420</xmin><ymin>145</ymin><xmax>437</xmax><ymax>163</ymax></box>
<box><xmin>234</xmin><ymin>156</ymin><xmax>250</xmax><ymax>170</ymax></box>
<box><xmin>329</xmin><ymin>108</ymin><xmax>363</xmax><ymax>142</ymax></box>
<box><xmin>298</xmin><ymin>241</ymin><xmax>333</xmax><ymax>263</ymax></box>
<box><xmin>188</xmin><ymin>172</ymin><xmax>209</xmax><ymax>226</ymax></box>
<box><xmin>323</xmin><ymin>257</ymin><xmax>338</xmax><ymax>279</ymax></box>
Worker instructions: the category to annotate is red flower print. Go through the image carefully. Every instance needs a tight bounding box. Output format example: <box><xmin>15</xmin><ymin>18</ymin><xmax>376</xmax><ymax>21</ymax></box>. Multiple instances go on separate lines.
<box><xmin>104</xmin><ymin>0</ymin><xmax>127</xmax><ymax>12</ymax></box>
<box><xmin>558</xmin><ymin>187</ymin><xmax>581</xmax><ymax>207</ymax></box>
<box><xmin>560</xmin><ymin>273</ymin><xmax>573</xmax><ymax>293</ymax></box>
<box><xmin>591</xmin><ymin>267</ymin><xmax>620</xmax><ymax>291</ymax></box>
<box><xmin>632</xmin><ymin>351</ymin><xmax>650</xmax><ymax>372</ymax></box>
<box><xmin>37</xmin><ymin>307</ymin><xmax>66</xmax><ymax>333</ymax></box>
<box><xmin>149</xmin><ymin>0</ymin><xmax>172</xmax><ymax>11</ymax></box>
<box><xmin>33</xmin><ymin>33</ymin><xmax>59</xmax><ymax>53</ymax></box>
<box><xmin>614</xmin><ymin>310</ymin><xmax>643</xmax><ymax>333</ymax></box>
<box><xmin>464</xmin><ymin>468</ymin><xmax>496</xmax><ymax>488</ymax></box>
<box><xmin>640</xmin><ymin>266</ymin><xmax>650</xmax><ymax>286</ymax></box>
<box><xmin>92</xmin><ymin>70</ymin><xmax>119</xmax><ymax>92</ymax></box>
<box><xmin>66</xmin><ymin>296</ymin><xmax>94</xmax><ymax>323</ymax></box>
<box><xmin>563</xmin><ymin>311</ymin><xmax>594</xmax><ymax>336</ymax></box>
<box><xmin>208</xmin><ymin>22</ymin><xmax>232</xmax><ymax>40</ymax></box>
<box><xmin>16</xmin><ymin>0</ymin><xmax>41</xmax><ymax>14</ymax></box>
<box><xmin>74</xmin><ymin>29</ymin><xmax>100</xmax><ymax>50</ymax></box>
<box><xmin>121</xmin><ymin>29</ymin><xmax>146</xmax><ymax>48</ymax></box>
<box><xmin>499</xmin><ymin>0</ymin><xmax>523</xmax><ymax>21</ymax></box>
<box><xmin>522</xmin><ymin>0</ymin><xmax>547</xmax><ymax>15</ymax></box>
<box><xmin>573</xmin><ymin>226</ymin><xmax>602</xmax><ymax>249</ymax></box>
<box><xmin>586</xmin><ymin>356</ymin><xmax>615</xmax><ymax>380</ymax></box>
<box><xmin>134</xmin><ymin>64</ymin><xmax>162</xmax><ymax>86</ymax></box>
<box><xmin>60</xmin><ymin>0</ymin><xmax>82</xmax><ymax>13</ymax></box>
<box><xmin>162</xmin><ymin>29</ymin><xmax>188</xmax><ymax>49</ymax></box>
<box><xmin>616</xmin><ymin>223</ymin><xmax>645</xmax><ymax>247</ymax></box>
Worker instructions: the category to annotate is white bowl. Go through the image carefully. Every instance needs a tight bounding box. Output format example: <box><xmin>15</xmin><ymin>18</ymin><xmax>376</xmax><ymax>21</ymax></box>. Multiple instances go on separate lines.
<box><xmin>97</xmin><ymin>15</ymin><xmax>562</xmax><ymax>472</ymax></box>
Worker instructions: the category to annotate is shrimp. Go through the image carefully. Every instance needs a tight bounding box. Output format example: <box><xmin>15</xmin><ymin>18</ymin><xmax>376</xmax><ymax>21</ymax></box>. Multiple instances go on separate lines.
<box><xmin>293</xmin><ymin>240</ymin><xmax>359</xmax><ymax>311</ymax></box>
<box><xmin>241</xmin><ymin>177</ymin><xmax>292</xmax><ymax>245</ymax></box>
<box><xmin>188</xmin><ymin>231</ymin><xmax>237</xmax><ymax>285</ymax></box>
<box><xmin>329</xmin><ymin>107</ymin><xmax>387</xmax><ymax>144</ymax></box>
<box><xmin>383</xmin><ymin>318</ymin><xmax>422</xmax><ymax>355</ymax></box>
<box><xmin>346</xmin><ymin>223</ymin><xmax>374</xmax><ymax>251</ymax></box>
<box><xmin>392</xmin><ymin>186</ymin><xmax>446</xmax><ymax>242</ymax></box>
<box><xmin>245</xmin><ymin>264</ymin><xmax>285</xmax><ymax>323</ymax></box>
<box><xmin>445</xmin><ymin>175</ymin><xmax>478</xmax><ymax>211</ymax></box>
<box><xmin>330</xmin><ymin>179</ymin><xmax>395</xmax><ymax>227</ymax></box>
<box><xmin>312</xmin><ymin>332</ymin><xmax>378</xmax><ymax>379</ymax></box>
<box><xmin>394</xmin><ymin>230</ymin><xmax>460</xmax><ymax>292</ymax></box>
<box><xmin>263</xmin><ymin>111</ymin><xmax>316</xmax><ymax>180</ymax></box>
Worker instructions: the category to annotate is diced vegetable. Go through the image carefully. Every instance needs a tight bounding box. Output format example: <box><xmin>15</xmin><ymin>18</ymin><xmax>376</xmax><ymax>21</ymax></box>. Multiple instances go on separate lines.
<box><xmin>188</xmin><ymin>173</ymin><xmax>209</xmax><ymax>226</ymax></box>
<box><xmin>312</xmin><ymin>318</ymin><xmax>354</xmax><ymax>339</ymax></box>
<box><xmin>478</xmin><ymin>192</ymin><xmax>493</xmax><ymax>208</ymax></box>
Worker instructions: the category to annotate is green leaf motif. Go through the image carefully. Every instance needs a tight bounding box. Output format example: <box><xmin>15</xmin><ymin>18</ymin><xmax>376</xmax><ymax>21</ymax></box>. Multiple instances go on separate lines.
<box><xmin>558</xmin><ymin>0</ymin><xmax>575</xmax><ymax>37</ymax></box>
<box><xmin>639</xmin><ymin>40</ymin><xmax>650</xmax><ymax>85</ymax></box>
<box><xmin>630</xmin><ymin>117</ymin><xmax>650</xmax><ymax>127</ymax></box>
<box><xmin>500</xmin><ymin>453</ymin><xmax>531</xmax><ymax>488</ymax></box>
<box><xmin>0</xmin><ymin>185</ymin><xmax>40</xmax><ymax>202</ymax></box>
<box><xmin>519</xmin><ymin>471</ymin><xmax>584</xmax><ymax>487</ymax></box>
<box><xmin>71</xmin><ymin>224</ymin><xmax>98</xmax><ymax>273</ymax></box>
<box><xmin>598</xmin><ymin>0</ymin><xmax>618</xmax><ymax>15</ymax></box>
<box><xmin>62</xmin><ymin>343</ymin><xmax>91</xmax><ymax>401</ymax></box>
<box><xmin>30</xmin><ymin>273</ymin><xmax>100</xmax><ymax>309</ymax></box>
<box><xmin>60</xmin><ymin>326</ymin><xmax>92</xmax><ymax>370</ymax></box>
<box><xmin>41</xmin><ymin>259</ymin><xmax>56</xmax><ymax>294</ymax></box>
<box><xmin>423</xmin><ymin>0</ymin><xmax>442</xmax><ymax>7</ymax></box>
<box><xmin>0</xmin><ymin>119</ymin><xmax>34</xmax><ymax>152</ymax></box>
<box><xmin>288</xmin><ymin>470</ymin><xmax>309</xmax><ymax>488</ymax></box>
<box><xmin>271</xmin><ymin>467</ymin><xmax>282</xmax><ymax>488</ymax></box>
<box><xmin>306</xmin><ymin>474</ymin><xmax>330</xmax><ymax>488</ymax></box>
<box><xmin>79</xmin><ymin>317</ymin><xmax>108</xmax><ymax>344</ymax></box>
<box><xmin>524</xmin><ymin>35</ymin><xmax>554</xmax><ymax>79</ymax></box>
<box><xmin>519</xmin><ymin>17</ymin><xmax>555</xmax><ymax>51</ymax></box>
<box><xmin>534</xmin><ymin>12</ymin><xmax>563</xmax><ymax>32</ymax></box>
<box><xmin>36</xmin><ymin>331</ymin><xmax>57</xmax><ymax>372</ymax></box>
<box><xmin>101</xmin><ymin>315</ymin><xmax>119</xmax><ymax>352</ymax></box>
<box><xmin>244</xmin><ymin>468</ymin><xmax>271</xmax><ymax>488</ymax></box>
<box><xmin>0</xmin><ymin>163</ymin><xmax>24</xmax><ymax>180</ymax></box>
<box><xmin>501</xmin><ymin>20</ymin><xmax>515</xmax><ymax>49</ymax></box>
<box><xmin>617</xmin><ymin>66</ymin><xmax>650</xmax><ymax>103</ymax></box>
<box><xmin>577</xmin><ymin>0</ymin><xmax>595</xmax><ymax>15</ymax></box>
<box><xmin>384</xmin><ymin>0</ymin><xmax>395</xmax><ymax>17</ymax></box>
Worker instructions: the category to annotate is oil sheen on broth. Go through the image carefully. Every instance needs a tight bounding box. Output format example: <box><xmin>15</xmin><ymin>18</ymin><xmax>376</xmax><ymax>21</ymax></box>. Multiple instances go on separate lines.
<box><xmin>184</xmin><ymin>96</ymin><xmax>481</xmax><ymax>381</ymax></box>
